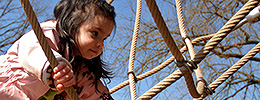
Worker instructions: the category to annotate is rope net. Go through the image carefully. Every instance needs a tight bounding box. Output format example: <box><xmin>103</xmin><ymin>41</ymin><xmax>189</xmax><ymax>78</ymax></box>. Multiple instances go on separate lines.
<box><xmin>110</xmin><ymin>0</ymin><xmax>260</xmax><ymax>100</ymax></box>
<box><xmin>18</xmin><ymin>0</ymin><xmax>260</xmax><ymax>99</ymax></box>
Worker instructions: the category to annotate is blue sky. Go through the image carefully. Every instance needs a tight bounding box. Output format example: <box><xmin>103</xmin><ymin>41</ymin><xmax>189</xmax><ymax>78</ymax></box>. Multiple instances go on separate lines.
<box><xmin>34</xmin><ymin>0</ymin><xmax>151</xmax><ymax>99</ymax></box>
<box><xmin>2</xmin><ymin>0</ymin><xmax>259</xmax><ymax>99</ymax></box>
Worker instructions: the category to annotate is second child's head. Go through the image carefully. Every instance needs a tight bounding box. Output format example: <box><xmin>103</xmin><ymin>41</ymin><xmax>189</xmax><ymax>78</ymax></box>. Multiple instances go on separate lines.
<box><xmin>54</xmin><ymin>0</ymin><xmax>116</xmax><ymax>60</ymax></box>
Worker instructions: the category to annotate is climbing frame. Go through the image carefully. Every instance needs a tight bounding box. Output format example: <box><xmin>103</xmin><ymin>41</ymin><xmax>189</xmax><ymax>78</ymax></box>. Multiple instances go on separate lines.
<box><xmin>18</xmin><ymin>0</ymin><xmax>260</xmax><ymax>99</ymax></box>
<box><xmin>109</xmin><ymin>0</ymin><xmax>260</xmax><ymax>99</ymax></box>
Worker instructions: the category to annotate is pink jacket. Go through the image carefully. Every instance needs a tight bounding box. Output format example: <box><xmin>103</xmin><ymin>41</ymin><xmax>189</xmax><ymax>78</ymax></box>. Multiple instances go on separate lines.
<box><xmin>0</xmin><ymin>20</ymin><xmax>111</xmax><ymax>100</ymax></box>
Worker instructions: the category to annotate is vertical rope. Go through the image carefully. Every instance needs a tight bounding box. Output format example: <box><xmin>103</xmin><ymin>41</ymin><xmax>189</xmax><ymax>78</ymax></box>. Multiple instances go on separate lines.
<box><xmin>128</xmin><ymin>0</ymin><xmax>142</xmax><ymax>99</ymax></box>
<box><xmin>144</xmin><ymin>0</ymin><xmax>185</xmax><ymax>62</ymax></box>
<box><xmin>175</xmin><ymin>0</ymin><xmax>207</xmax><ymax>97</ymax></box>
<box><xmin>143</xmin><ymin>1</ymin><xmax>198</xmax><ymax>98</ymax></box>
<box><xmin>19</xmin><ymin>0</ymin><xmax>80</xmax><ymax>99</ymax></box>
<box><xmin>175</xmin><ymin>0</ymin><xmax>202</xmax><ymax>98</ymax></box>
<box><xmin>109</xmin><ymin>34</ymin><xmax>215</xmax><ymax>95</ymax></box>
<box><xmin>135</xmin><ymin>34</ymin><xmax>214</xmax><ymax>99</ymax></box>
<box><xmin>110</xmin><ymin>55</ymin><xmax>175</xmax><ymax>94</ymax></box>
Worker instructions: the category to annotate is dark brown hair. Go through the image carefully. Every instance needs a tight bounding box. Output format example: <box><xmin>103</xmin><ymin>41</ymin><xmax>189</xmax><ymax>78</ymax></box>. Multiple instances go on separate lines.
<box><xmin>54</xmin><ymin>0</ymin><xmax>116</xmax><ymax>92</ymax></box>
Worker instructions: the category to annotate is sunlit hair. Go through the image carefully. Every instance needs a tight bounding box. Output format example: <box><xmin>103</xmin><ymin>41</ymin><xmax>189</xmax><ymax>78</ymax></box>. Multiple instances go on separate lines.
<box><xmin>54</xmin><ymin>0</ymin><xmax>116</xmax><ymax>93</ymax></box>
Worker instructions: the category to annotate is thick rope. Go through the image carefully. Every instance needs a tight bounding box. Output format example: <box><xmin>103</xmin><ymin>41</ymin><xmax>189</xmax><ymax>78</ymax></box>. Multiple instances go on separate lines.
<box><xmin>144</xmin><ymin>0</ymin><xmax>185</xmax><ymax>62</ymax></box>
<box><xmin>109</xmin><ymin>34</ymin><xmax>215</xmax><ymax>94</ymax></box>
<box><xmin>127</xmin><ymin>0</ymin><xmax>142</xmax><ymax>99</ymax></box>
<box><xmin>19</xmin><ymin>0</ymin><xmax>80</xmax><ymax>99</ymax></box>
<box><xmin>136</xmin><ymin>0</ymin><xmax>259</xmax><ymax>99</ymax></box>
<box><xmin>136</xmin><ymin>32</ymin><xmax>257</xmax><ymax>99</ymax></box>
<box><xmin>110</xmin><ymin>0</ymin><xmax>259</xmax><ymax>99</ymax></box>
<box><xmin>193</xmin><ymin>0</ymin><xmax>259</xmax><ymax>64</ymax></box>
<box><xmin>175</xmin><ymin>0</ymin><xmax>205</xmax><ymax>97</ymax></box>
<box><xmin>199</xmin><ymin>42</ymin><xmax>260</xmax><ymax>99</ymax></box>
<box><xmin>144</xmin><ymin>0</ymin><xmax>202</xmax><ymax>98</ymax></box>
<box><xmin>15</xmin><ymin>0</ymin><xmax>260</xmax><ymax>99</ymax></box>
<box><xmin>137</xmin><ymin>69</ymin><xmax>183</xmax><ymax>99</ymax></box>
<box><xmin>109</xmin><ymin>54</ymin><xmax>175</xmax><ymax>94</ymax></box>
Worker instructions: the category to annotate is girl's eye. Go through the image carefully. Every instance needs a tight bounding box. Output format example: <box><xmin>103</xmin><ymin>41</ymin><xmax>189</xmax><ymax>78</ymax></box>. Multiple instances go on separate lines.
<box><xmin>91</xmin><ymin>31</ymin><xmax>98</xmax><ymax>36</ymax></box>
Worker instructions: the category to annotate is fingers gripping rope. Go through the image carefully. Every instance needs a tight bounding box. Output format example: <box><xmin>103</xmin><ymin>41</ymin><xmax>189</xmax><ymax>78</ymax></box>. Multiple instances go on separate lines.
<box><xmin>45</xmin><ymin>57</ymin><xmax>73</xmax><ymax>89</ymax></box>
<box><xmin>56</xmin><ymin>57</ymin><xmax>73</xmax><ymax>68</ymax></box>
<box><xmin>19</xmin><ymin>0</ymin><xmax>80</xmax><ymax>99</ymax></box>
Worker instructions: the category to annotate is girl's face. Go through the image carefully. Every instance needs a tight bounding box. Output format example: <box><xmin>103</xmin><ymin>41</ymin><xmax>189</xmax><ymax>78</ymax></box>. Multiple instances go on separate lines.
<box><xmin>77</xmin><ymin>15</ymin><xmax>114</xmax><ymax>59</ymax></box>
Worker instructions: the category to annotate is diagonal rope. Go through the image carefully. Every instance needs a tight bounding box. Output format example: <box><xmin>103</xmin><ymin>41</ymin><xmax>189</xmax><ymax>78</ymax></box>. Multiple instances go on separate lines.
<box><xmin>16</xmin><ymin>0</ymin><xmax>260</xmax><ymax>99</ymax></box>
<box><xmin>144</xmin><ymin>0</ymin><xmax>203</xmax><ymax>98</ymax></box>
<box><xmin>137</xmin><ymin>0</ymin><xmax>259</xmax><ymax>99</ymax></box>
<box><xmin>143</xmin><ymin>0</ymin><xmax>201</xmax><ymax>98</ymax></box>
<box><xmin>110</xmin><ymin>52</ymin><xmax>175</xmax><ymax>94</ymax></box>
<box><xmin>199</xmin><ymin>42</ymin><xmax>260</xmax><ymax>99</ymax></box>
<box><xmin>19</xmin><ymin>0</ymin><xmax>80</xmax><ymax>99</ymax></box>
<box><xmin>193</xmin><ymin>0</ymin><xmax>259</xmax><ymax>64</ymax></box>
<box><xmin>127</xmin><ymin>0</ymin><xmax>142</xmax><ymax>99</ymax></box>
<box><xmin>109</xmin><ymin>34</ymin><xmax>215</xmax><ymax>94</ymax></box>
<box><xmin>109</xmin><ymin>0</ymin><xmax>259</xmax><ymax>99</ymax></box>
<box><xmin>144</xmin><ymin>0</ymin><xmax>185</xmax><ymax>62</ymax></box>
<box><xmin>137</xmin><ymin>69</ymin><xmax>183</xmax><ymax>100</ymax></box>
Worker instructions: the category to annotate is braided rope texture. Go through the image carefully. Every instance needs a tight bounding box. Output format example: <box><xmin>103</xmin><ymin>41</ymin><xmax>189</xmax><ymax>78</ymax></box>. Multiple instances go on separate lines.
<box><xmin>110</xmin><ymin>0</ymin><xmax>260</xmax><ymax>99</ymax></box>
<box><xmin>144</xmin><ymin>0</ymin><xmax>200</xmax><ymax>98</ymax></box>
<box><xmin>198</xmin><ymin>42</ymin><xmax>260</xmax><ymax>99</ymax></box>
<box><xmin>145</xmin><ymin>0</ymin><xmax>185</xmax><ymax>62</ymax></box>
<box><xmin>138</xmin><ymin>0</ymin><xmax>259</xmax><ymax>99</ymax></box>
<box><xmin>109</xmin><ymin>55</ymin><xmax>175</xmax><ymax>94</ymax></box>
<box><xmin>109</xmin><ymin>34</ymin><xmax>215</xmax><ymax>94</ymax></box>
<box><xmin>137</xmin><ymin>69</ymin><xmax>183</xmax><ymax>99</ymax></box>
<box><xmin>175</xmin><ymin>0</ymin><xmax>204</xmax><ymax>97</ymax></box>
<box><xmin>210</xmin><ymin>42</ymin><xmax>260</xmax><ymax>90</ymax></box>
<box><xmin>193</xmin><ymin>0</ymin><xmax>259</xmax><ymax>64</ymax></box>
<box><xmin>19</xmin><ymin>0</ymin><xmax>80</xmax><ymax>99</ymax></box>
<box><xmin>127</xmin><ymin>0</ymin><xmax>142</xmax><ymax>99</ymax></box>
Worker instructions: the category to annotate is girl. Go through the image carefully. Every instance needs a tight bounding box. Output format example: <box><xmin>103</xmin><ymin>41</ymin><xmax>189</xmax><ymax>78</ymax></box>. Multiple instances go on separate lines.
<box><xmin>0</xmin><ymin>0</ymin><xmax>116</xmax><ymax>99</ymax></box>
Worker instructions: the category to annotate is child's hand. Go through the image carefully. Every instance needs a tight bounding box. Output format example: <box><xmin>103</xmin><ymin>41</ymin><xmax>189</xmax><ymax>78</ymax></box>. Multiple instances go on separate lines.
<box><xmin>53</xmin><ymin>59</ymin><xmax>75</xmax><ymax>92</ymax></box>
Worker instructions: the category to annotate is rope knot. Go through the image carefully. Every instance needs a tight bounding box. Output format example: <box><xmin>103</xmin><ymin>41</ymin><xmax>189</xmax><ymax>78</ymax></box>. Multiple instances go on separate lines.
<box><xmin>174</xmin><ymin>59</ymin><xmax>197</xmax><ymax>74</ymax></box>
<box><xmin>128</xmin><ymin>71</ymin><xmax>138</xmax><ymax>83</ymax></box>
<box><xmin>182</xmin><ymin>35</ymin><xmax>191</xmax><ymax>41</ymax></box>
<box><xmin>196</xmin><ymin>77</ymin><xmax>215</xmax><ymax>95</ymax></box>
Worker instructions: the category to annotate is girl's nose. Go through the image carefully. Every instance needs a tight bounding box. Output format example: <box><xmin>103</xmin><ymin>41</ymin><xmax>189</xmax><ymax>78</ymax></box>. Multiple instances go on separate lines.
<box><xmin>96</xmin><ymin>40</ymin><xmax>103</xmax><ymax>48</ymax></box>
